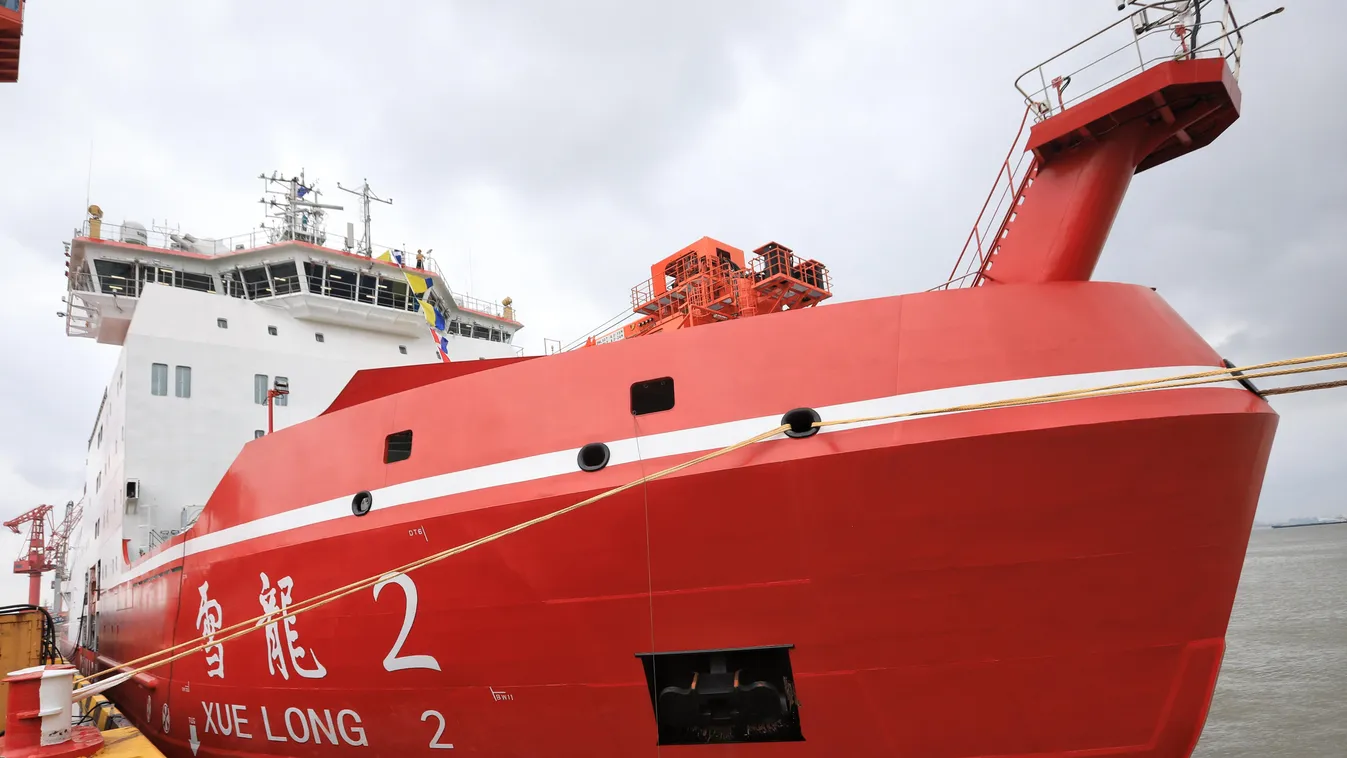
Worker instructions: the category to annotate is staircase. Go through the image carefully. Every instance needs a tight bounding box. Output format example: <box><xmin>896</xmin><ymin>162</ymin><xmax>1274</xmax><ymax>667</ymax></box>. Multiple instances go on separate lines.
<box><xmin>936</xmin><ymin>103</ymin><xmax>1040</xmax><ymax>290</ymax></box>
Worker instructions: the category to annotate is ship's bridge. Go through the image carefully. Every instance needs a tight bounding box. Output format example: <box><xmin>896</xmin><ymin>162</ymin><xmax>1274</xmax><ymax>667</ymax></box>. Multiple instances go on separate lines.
<box><xmin>63</xmin><ymin>210</ymin><xmax>521</xmax><ymax>347</ymax></box>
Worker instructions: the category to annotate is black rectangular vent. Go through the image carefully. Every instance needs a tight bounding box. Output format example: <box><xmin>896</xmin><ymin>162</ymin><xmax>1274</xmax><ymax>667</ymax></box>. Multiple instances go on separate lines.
<box><xmin>384</xmin><ymin>430</ymin><xmax>413</xmax><ymax>463</ymax></box>
<box><xmin>636</xmin><ymin>644</ymin><xmax>803</xmax><ymax>745</ymax></box>
<box><xmin>631</xmin><ymin>377</ymin><xmax>675</xmax><ymax>416</ymax></box>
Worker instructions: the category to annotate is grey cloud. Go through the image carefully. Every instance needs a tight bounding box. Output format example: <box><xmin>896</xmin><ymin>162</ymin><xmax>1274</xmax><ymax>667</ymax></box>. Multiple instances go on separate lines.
<box><xmin>0</xmin><ymin>0</ymin><xmax>1342</xmax><ymax>540</ymax></box>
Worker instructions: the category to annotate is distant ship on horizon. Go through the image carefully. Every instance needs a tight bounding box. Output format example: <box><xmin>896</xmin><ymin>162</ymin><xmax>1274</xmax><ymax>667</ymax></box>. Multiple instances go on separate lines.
<box><xmin>1268</xmin><ymin>516</ymin><xmax>1347</xmax><ymax>529</ymax></box>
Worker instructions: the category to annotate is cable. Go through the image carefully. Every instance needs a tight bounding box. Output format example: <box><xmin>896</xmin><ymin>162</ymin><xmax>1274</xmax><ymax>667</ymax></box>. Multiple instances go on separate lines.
<box><xmin>72</xmin><ymin>351</ymin><xmax>1347</xmax><ymax>698</ymax></box>
<box><xmin>0</xmin><ymin>604</ymin><xmax>59</xmax><ymax>665</ymax></box>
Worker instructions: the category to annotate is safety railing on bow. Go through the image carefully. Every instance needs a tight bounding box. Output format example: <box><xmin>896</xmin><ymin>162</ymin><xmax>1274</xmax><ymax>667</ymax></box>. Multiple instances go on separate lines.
<box><xmin>1014</xmin><ymin>1</ymin><xmax>1270</xmax><ymax>122</ymax></box>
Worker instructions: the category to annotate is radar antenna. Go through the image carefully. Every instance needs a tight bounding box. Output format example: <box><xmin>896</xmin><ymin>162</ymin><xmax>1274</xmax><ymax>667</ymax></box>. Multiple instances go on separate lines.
<box><xmin>336</xmin><ymin>179</ymin><xmax>393</xmax><ymax>258</ymax></box>
<box><xmin>258</xmin><ymin>169</ymin><xmax>344</xmax><ymax>246</ymax></box>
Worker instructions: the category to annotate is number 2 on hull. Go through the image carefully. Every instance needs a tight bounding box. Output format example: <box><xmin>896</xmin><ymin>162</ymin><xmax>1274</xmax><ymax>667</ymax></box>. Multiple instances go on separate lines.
<box><xmin>373</xmin><ymin>572</ymin><xmax>442</xmax><ymax>672</ymax></box>
<box><xmin>421</xmin><ymin>710</ymin><xmax>455</xmax><ymax>749</ymax></box>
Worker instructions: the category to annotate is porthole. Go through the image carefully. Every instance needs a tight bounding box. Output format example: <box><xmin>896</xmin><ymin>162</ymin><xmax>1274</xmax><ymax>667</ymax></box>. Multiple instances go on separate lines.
<box><xmin>577</xmin><ymin>442</ymin><xmax>611</xmax><ymax>472</ymax></box>
<box><xmin>352</xmin><ymin>491</ymin><xmax>373</xmax><ymax>516</ymax></box>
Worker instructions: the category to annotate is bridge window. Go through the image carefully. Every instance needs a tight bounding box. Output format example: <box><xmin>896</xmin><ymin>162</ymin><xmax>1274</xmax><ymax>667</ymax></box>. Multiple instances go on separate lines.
<box><xmin>377</xmin><ymin>278</ymin><xmax>410</xmax><ymax>310</ymax></box>
<box><xmin>239</xmin><ymin>265</ymin><xmax>271</xmax><ymax>299</ymax></box>
<box><xmin>304</xmin><ymin>261</ymin><xmax>324</xmax><ymax>293</ymax></box>
<box><xmin>269</xmin><ymin>262</ymin><xmax>300</xmax><ymax>295</ymax></box>
<box><xmin>357</xmin><ymin>273</ymin><xmax>378</xmax><ymax>304</ymax></box>
<box><xmin>326</xmin><ymin>267</ymin><xmax>358</xmax><ymax>300</ymax></box>
<box><xmin>151</xmin><ymin>363</ymin><xmax>168</xmax><ymax>396</ymax></box>
<box><xmin>93</xmin><ymin>259</ymin><xmax>136</xmax><ymax>295</ymax></box>
<box><xmin>179</xmin><ymin>271</ymin><xmax>215</xmax><ymax>293</ymax></box>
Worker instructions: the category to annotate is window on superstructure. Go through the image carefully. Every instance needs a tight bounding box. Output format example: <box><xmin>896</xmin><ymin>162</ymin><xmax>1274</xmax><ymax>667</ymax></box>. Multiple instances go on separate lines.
<box><xmin>94</xmin><ymin>519</ymin><xmax>100</xmax><ymax>538</ymax></box>
<box><xmin>93</xmin><ymin>259</ymin><xmax>136</xmax><ymax>296</ymax></box>
<box><xmin>399</xmin><ymin>345</ymin><xmax>407</xmax><ymax>355</ymax></box>
<box><xmin>221</xmin><ymin>271</ymin><xmax>245</xmax><ymax>299</ymax></box>
<box><xmin>151</xmin><ymin>363</ymin><xmax>168</xmax><ymax>396</ymax></box>
<box><xmin>217</xmin><ymin>318</ymin><xmax>228</xmax><ymax>329</ymax></box>
<box><xmin>380</xmin><ymin>279</ymin><xmax>411</xmax><ymax>311</ymax></box>
<box><xmin>327</xmin><ymin>267</ymin><xmax>358</xmax><ymax>300</ymax></box>
<box><xmin>179</xmin><ymin>271</ymin><xmax>215</xmax><ymax>293</ymax></box>
<box><xmin>315</xmin><ymin>333</ymin><xmax>325</xmax><ymax>343</ymax></box>
<box><xmin>96</xmin><ymin>473</ymin><xmax>101</xmax><ymax>493</ymax></box>
<box><xmin>240</xmin><ymin>265</ymin><xmax>271</xmax><ymax>299</ymax></box>
<box><xmin>274</xmin><ymin>377</ymin><xmax>288</xmax><ymax>406</ymax></box>
<box><xmin>357</xmin><ymin>274</ymin><xmax>378</xmax><ymax>304</ymax></box>
<box><xmin>254</xmin><ymin>374</ymin><xmax>269</xmax><ymax>405</ymax></box>
<box><xmin>304</xmin><ymin>262</ymin><xmax>325</xmax><ymax>294</ymax></box>
<box><xmin>268</xmin><ymin>262</ymin><xmax>301</xmax><ymax>295</ymax></box>
<box><xmin>97</xmin><ymin>425</ymin><xmax>103</xmax><ymax>446</ymax></box>
<box><xmin>267</xmin><ymin>326</ymin><xmax>278</xmax><ymax>336</ymax></box>
<box><xmin>254</xmin><ymin>430</ymin><xmax>265</xmax><ymax>439</ymax></box>
<box><xmin>175</xmin><ymin>366</ymin><xmax>192</xmax><ymax>398</ymax></box>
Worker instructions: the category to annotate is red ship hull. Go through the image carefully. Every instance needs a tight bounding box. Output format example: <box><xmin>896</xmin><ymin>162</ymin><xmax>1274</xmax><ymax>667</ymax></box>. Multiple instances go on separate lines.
<box><xmin>74</xmin><ymin>281</ymin><xmax>1275</xmax><ymax>757</ymax></box>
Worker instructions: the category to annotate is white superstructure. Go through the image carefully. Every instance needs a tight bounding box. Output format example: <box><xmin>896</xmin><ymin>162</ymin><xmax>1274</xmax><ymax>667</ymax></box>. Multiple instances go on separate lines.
<box><xmin>57</xmin><ymin>173</ymin><xmax>522</xmax><ymax>632</ymax></box>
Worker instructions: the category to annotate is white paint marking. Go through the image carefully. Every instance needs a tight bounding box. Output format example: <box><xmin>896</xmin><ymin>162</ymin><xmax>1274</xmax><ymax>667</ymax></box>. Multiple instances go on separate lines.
<box><xmin>114</xmin><ymin>365</ymin><xmax>1242</xmax><ymax>586</ymax></box>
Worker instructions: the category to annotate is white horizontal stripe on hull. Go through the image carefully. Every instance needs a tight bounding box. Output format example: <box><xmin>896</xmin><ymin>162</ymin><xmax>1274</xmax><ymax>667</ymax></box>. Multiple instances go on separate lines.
<box><xmin>113</xmin><ymin>365</ymin><xmax>1244</xmax><ymax>587</ymax></box>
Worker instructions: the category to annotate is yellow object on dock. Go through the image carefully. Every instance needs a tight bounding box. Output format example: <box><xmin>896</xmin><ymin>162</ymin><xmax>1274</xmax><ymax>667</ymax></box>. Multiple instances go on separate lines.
<box><xmin>74</xmin><ymin>688</ymin><xmax>165</xmax><ymax>757</ymax></box>
<box><xmin>93</xmin><ymin>727</ymin><xmax>164</xmax><ymax>757</ymax></box>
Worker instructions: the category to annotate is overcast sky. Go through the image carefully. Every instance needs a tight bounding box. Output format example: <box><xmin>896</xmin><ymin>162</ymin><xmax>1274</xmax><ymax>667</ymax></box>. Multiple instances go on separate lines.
<box><xmin>0</xmin><ymin>0</ymin><xmax>1342</xmax><ymax>605</ymax></box>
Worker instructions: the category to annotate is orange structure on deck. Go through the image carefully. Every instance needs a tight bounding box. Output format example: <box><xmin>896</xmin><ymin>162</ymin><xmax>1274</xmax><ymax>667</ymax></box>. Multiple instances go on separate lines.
<box><xmin>0</xmin><ymin>0</ymin><xmax>24</xmax><ymax>84</ymax></box>
<box><xmin>623</xmin><ymin>237</ymin><xmax>832</xmax><ymax>340</ymax></box>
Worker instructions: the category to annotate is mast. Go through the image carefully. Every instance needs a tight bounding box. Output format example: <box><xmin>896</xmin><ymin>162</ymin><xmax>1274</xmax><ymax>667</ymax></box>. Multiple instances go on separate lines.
<box><xmin>259</xmin><ymin>169</ymin><xmax>345</xmax><ymax>247</ymax></box>
<box><xmin>336</xmin><ymin>179</ymin><xmax>393</xmax><ymax>258</ymax></box>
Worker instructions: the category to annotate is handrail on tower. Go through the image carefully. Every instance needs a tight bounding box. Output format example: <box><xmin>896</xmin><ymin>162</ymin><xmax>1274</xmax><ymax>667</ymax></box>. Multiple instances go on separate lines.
<box><xmin>936</xmin><ymin>0</ymin><xmax>1283</xmax><ymax>291</ymax></box>
<box><xmin>1014</xmin><ymin>1</ymin><xmax>1281</xmax><ymax>123</ymax></box>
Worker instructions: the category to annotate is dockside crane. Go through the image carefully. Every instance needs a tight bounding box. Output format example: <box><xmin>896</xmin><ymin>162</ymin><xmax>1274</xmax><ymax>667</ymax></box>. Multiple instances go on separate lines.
<box><xmin>4</xmin><ymin>501</ymin><xmax>81</xmax><ymax>613</ymax></box>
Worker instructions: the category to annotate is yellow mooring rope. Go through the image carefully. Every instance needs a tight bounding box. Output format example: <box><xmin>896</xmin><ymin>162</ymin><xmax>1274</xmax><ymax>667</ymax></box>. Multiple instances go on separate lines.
<box><xmin>71</xmin><ymin>350</ymin><xmax>1347</xmax><ymax>700</ymax></box>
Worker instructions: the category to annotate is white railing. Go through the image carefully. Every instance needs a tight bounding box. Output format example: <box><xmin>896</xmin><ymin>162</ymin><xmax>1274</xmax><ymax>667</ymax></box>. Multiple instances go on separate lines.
<box><xmin>79</xmin><ymin>220</ymin><xmax>272</xmax><ymax>255</ymax></box>
<box><xmin>78</xmin><ymin>219</ymin><xmax>516</xmax><ymax>320</ymax></box>
<box><xmin>1014</xmin><ymin>1</ymin><xmax>1269</xmax><ymax>122</ymax></box>
<box><xmin>452</xmin><ymin>292</ymin><xmax>507</xmax><ymax>319</ymax></box>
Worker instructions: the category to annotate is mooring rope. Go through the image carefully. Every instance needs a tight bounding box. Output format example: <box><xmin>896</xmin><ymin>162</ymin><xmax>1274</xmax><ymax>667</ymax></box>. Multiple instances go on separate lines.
<box><xmin>71</xmin><ymin>351</ymin><xmax>1347</xmax><ymax>701</ymax></box>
